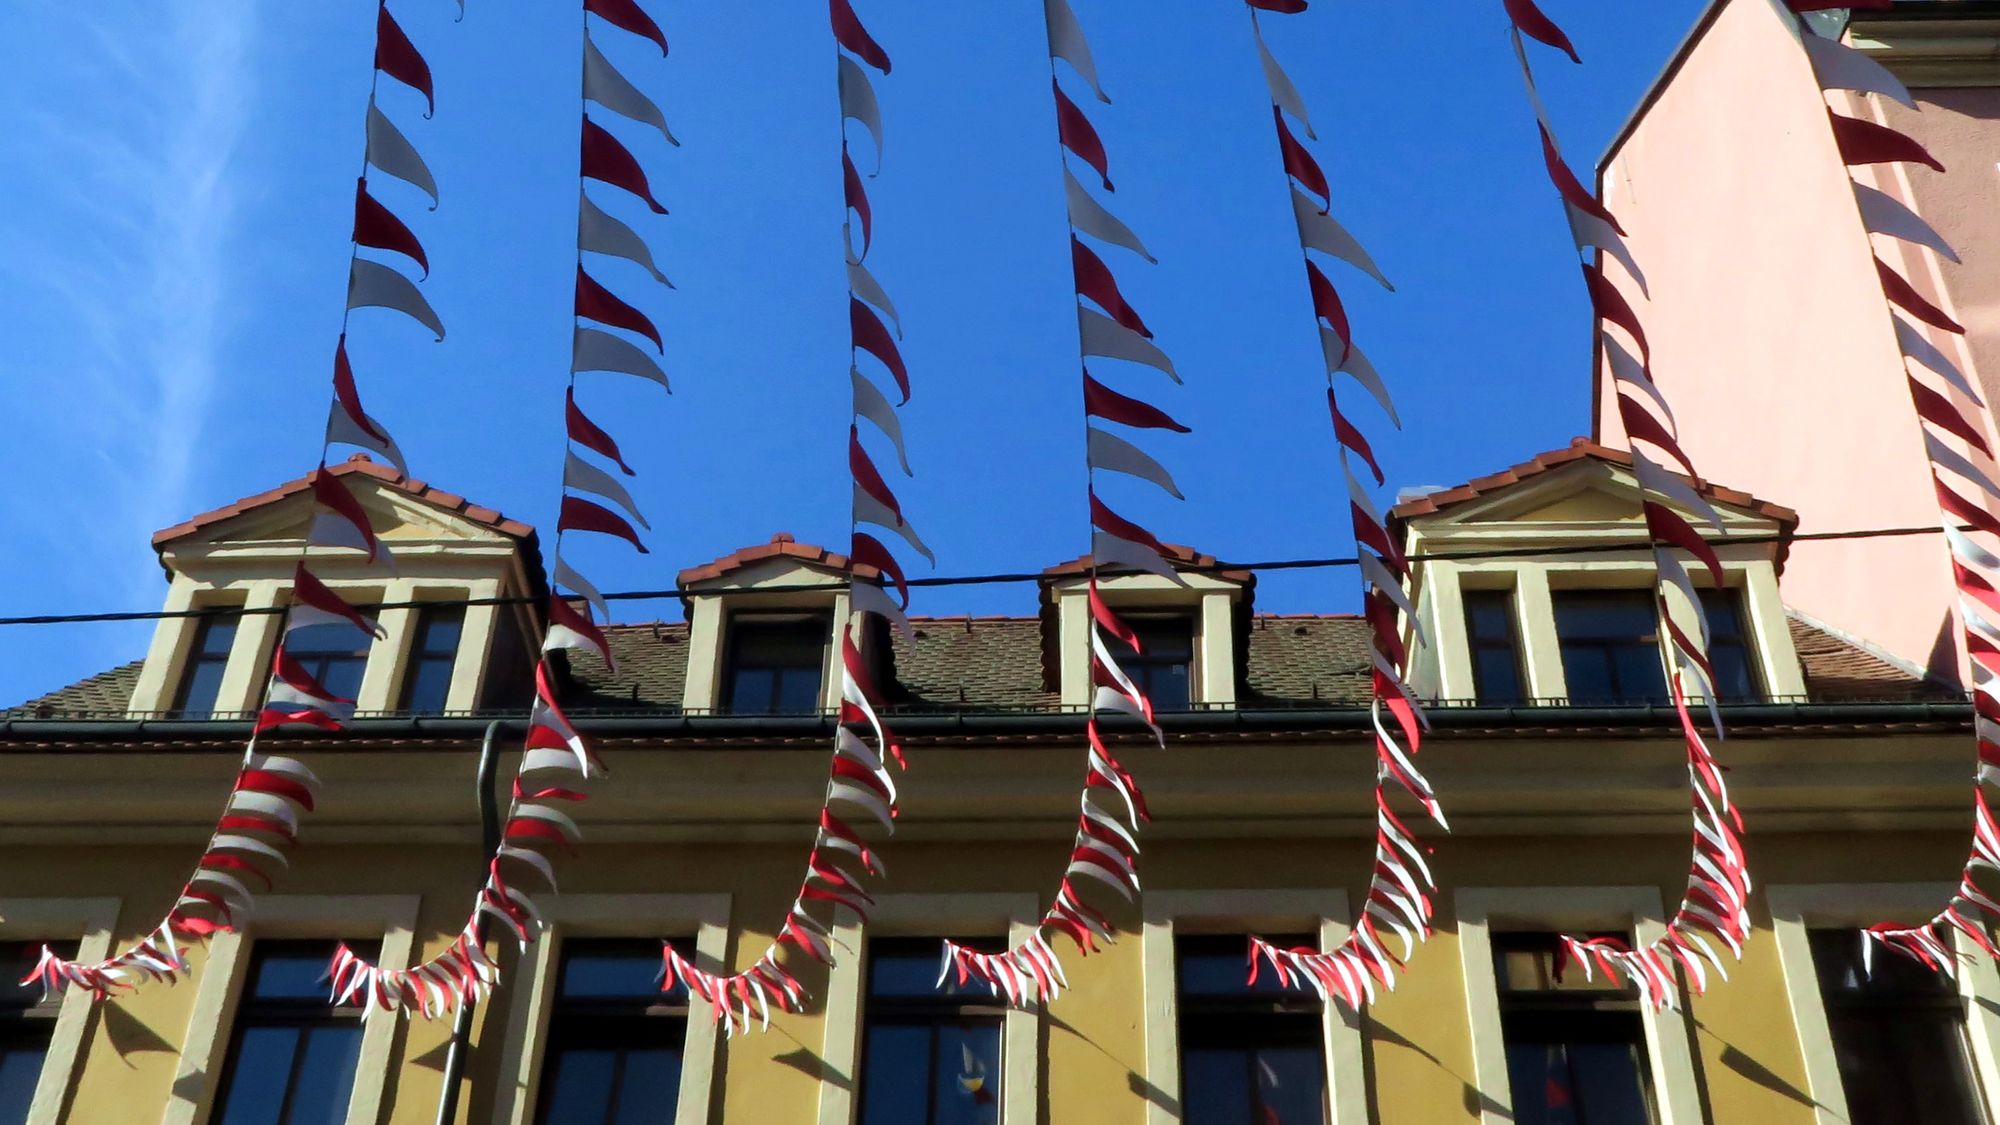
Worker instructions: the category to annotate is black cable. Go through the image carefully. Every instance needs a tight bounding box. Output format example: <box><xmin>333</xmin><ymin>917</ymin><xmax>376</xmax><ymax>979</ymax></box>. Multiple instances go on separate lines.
<box><xmin>0</xmin><ymin>520</ymin><xmax>1961</xmax><ymax>628</ymax></box>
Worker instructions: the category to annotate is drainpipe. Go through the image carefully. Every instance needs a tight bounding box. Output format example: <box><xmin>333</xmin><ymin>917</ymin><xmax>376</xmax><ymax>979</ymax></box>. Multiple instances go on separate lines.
<box><xmin>435</xmin><ymin>719</ymin><xmax>504</xmax><ymax>1125</ymax></box>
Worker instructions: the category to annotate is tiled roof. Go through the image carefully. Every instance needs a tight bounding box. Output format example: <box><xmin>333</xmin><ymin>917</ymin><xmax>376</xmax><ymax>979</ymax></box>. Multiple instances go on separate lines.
<box><xmin>151</xmin><ymin>453</ymin><xmax>538</xmax><ymax>548</ymax></box>
<box><xmin>677</xmin><ymin>533</ymin><xmax>877</xmax><ymax>587</ymax></box>
<box><xmin>1787</xmin><ymin>616</ymin><xmax>1943</xmax><ymax>701</ymax></box>
<box><xmin>12</xmin><ymin>660</ymin><xmax>143</xmax><ymax>718</ymax></box>
<box><xmin>9</xmin><ymin>612</ymin><xmax>1942</xmax><ymax>719</ymax></box>
<box><xmin>1388</xmin><ymin>438</ymin><xmax>1801</xmax><ymax>528</ymax></box>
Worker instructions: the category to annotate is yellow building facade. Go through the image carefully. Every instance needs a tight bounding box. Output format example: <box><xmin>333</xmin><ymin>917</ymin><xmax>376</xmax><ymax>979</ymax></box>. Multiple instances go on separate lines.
<box><xmin>1</xmin><ymin>445</ymin><xmax>1987</xmax><ymax>1124</ymax></box>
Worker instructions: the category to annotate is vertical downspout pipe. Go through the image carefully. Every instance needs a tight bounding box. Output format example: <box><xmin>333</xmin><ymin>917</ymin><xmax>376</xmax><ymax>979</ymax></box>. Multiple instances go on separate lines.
<box><xmin>435</xmin><ymin>719</ymin><xmax>505</xmax><ymax>1125</ymax></box>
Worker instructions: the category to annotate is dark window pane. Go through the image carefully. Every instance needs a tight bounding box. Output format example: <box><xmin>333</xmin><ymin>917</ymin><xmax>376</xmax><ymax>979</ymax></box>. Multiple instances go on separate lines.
<box><xmin>1177</xmin><ymin>935</ymin><xmax>1327</xmax><ymax>1125</ymax></box>
<box><xmin>859</xmin><ymin>1022</ymin><xmax>933</xmax><ymax>1125</ymax></box>
<box><xmin>215</xmin><ymin>941</ymin><xmax>371</xmax><ymax>1125</ymax></box>
<box><xmin>1697</xmin><ymin>591</ymin><xmax>1759</xmax><ymax>702</ymax></box>
<box><xmin>482</xmin><ymin>607</ymin><xmax>537</xmax><ymax>710</ymax></box>
<box><xmin>1106</xmin><ymin>618</ymin><xmax>1196</xmax><ymax>712</ymax></box>
<box><xmin>1465</xmin><ymin>591</ymin><xmax>1526</xmax><ymax>705</ymax></box>
<box><xmin>216</xmin><ymin>1026</ymin><xmax>301</xmax><ymax>1125</ymax></box>
<box><xmin>1553</xmin><ymin>591</ymin><xmax>1668</xmax><ymax>704</ymax></box>
<box><xmin>1808</xmin><ymin>929</ymin><xmax>1985</xmax><ymax>1125</ymax></box>
<box><xmin>858</xmin><ymin>939</ymin><xmax>1005</xmax><ymax>1125</ymax></box>
<box><xmin>284</xmin><ymin>620</ymin><xmax>373</xmax><ymax>705</ymax></box>
<box><xmin>173</xmin><ymin>617</ymin><xmax>240</xmax><ymax>717</ymax></box>
<box><xmin>538</xmin><ymin>940</ymin><xmax>689</xmax><ymax>1125</ymax></box>
<box><xmin>400</xmin><ymin>607</ymin><xmax>464</xmax><ymax>714</ymax></box>
<box><xmin>723</xmin><ymin>619</ymin><xmax>828</xmax><ymax>715</ymax></box>
<box><xmin>1496</xmin><ymin>932</ymin><xmax>1655</xmax><ymax>1125</ymax></box>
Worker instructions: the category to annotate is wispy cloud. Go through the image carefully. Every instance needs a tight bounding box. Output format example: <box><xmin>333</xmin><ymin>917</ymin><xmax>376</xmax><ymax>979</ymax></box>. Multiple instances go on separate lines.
<box><xmin>0</xmin><ymin>3</ymin><xmax>261</xmax><ymax>692</ymax></box>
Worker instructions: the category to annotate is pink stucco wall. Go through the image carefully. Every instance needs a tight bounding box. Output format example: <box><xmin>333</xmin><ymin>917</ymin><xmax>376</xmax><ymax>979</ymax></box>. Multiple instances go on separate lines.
<box><xmin>1594</xmin><ymin>0</ymin><xmax>1967</xmax><ymax>681</ymax></box>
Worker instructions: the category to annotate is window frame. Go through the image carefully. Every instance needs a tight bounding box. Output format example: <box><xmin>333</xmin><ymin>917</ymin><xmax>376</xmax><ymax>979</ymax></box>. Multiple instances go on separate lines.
<box><xmin>1462</xmin><ymin>587</ymin><xmax>1529</xmax><ymax>706</ymax></box>
<box><xmin>1455</xmin><ymin>887</ymin><xmax>1703</xmax><ymax>1125</ymax></box>
<box><xmin>0</xmin><ymin>897</ymin><xmax>119</xmax><ymax>1125</ymax></box>
<box><xmin>170</xmin><ymin>613</ymin><xmax>242</xmax><ymax>719</ymax></box>
<box><xmin>852</xmin><ymin>936</ymin><xmax>1012</xmax><ymax>1125</ymax></box>
<box><xmin>494</xmin><ymin>893</ymin><xmax>730</xmax><ymax>1125</ymax></box>
<box><xmin>208</xmin><ymin>938</ymin><xmax>382</xmax><ymax>1123</ymax></box>
<box><xmin>164</xmin><ymin>895</ymin><xmax>418</xmax><ymax>1125</ymax></box>
<box><xmin>1139</xmin><ymin>889</ymin><xmax>1367</xmax><ymax>1125</ymax></box>
<box><xmin>1104</xmin><ymin>613</ymin><xmax>1198</xmax><ymax>713</ymax></box>
<box><xmin>719</xmin><ymin>613</ymin><xmax>833</xmax><ymax>716</ymax></box>
<box><xmin>396</xmin><ymin>603</ymin><xmax>467</xmax><ymax>715</ymax></box>
<box><xmin>1769</xmin><ymin>883</ymin><xmax>2000</xmax><ymax>1125</ymax></box>
<box><xmin>1488</xmin><ymin>930</ymin><xmax>1661</xmax><ymax>1124</ymax></box>
<box><xmin>820</xmin><ymin>893</ymin><xmax>1042</xmax><ymax>1125</ymax></box>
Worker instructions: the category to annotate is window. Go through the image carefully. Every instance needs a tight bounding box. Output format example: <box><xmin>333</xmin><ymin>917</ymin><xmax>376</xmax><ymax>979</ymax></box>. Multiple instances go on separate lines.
<box><xmin>172</xmin><ymin>615</ymin><xmax>239</xmax><ymax>717</ymax></box>
<box><xmin>856</xmin><ymin>938</ymin><xmax>1004</xmax><ymax>1125</ymax></box>
<box><xmin>1553</xmin><ymin>591</ymin><xmax>1668</xmax><ymax>705</ymax></box>
<box><xmin>398</xmin><ymin>606</ymin><xmax>464</xmax><ymax>714</ymax></box>
<box><xmin>1552</xmin><ymin>589</ymin><xmax>1761</xmax><ymax>705</ymax></box>
<box><xmin>283</xmin><ymin>620</ymin><xmax>374</xmax><ymax>706</ymax></box>
<box><xmin>482</xmin><ymin>607</ymin><xmax>538</xmax><ymax>710</ymax></box>
<box><xmin>1104</xmin><ymin>616</ymin><xmax>1195</xmax><ymax>712</ymax></box>
<box><xmin>536</xmin><ymin>939</ymin><xmax>689</xmax><ymax>1125</ymax></box>
<box><xmin>0</xmin><ymin>940</ymin><xmax>75</xmax><ymax>1120</ymax></box>
<box><xmin>1177</xmin><ymin>934</ymin><xmax>1328</xmax><ymax>1125</ymax></box>
<box><xmin>1465</xmin><ymin>590</ymin><xmax>1526</xmax><ymax>705</ymax></box>
<box><xmin>1493</xmin><ymin>932</ymin><xmax>1656</xmax><ymax>1125</ymax></box>
<box><xmin>721</xmin><ymin>617</ymin><xmax>827</xmax><ymax>714</ymax></box>
<box><xmin>1808</xmin><ymin>928</ymin><xmax>1987</xmax><ymax>1124</ymax></box>
<box><xmin>213</xmin><ymin>940</ymin><xmax>375</xmax><ymax>1125</ymax></box>
<box><xmin>1698</xmin><ymin>590</ymin><xmax>1759</xmax><ymax>703</ymax></box>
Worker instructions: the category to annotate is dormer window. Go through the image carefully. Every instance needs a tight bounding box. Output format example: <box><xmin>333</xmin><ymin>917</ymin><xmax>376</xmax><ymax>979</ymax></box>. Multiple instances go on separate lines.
<box><xmin>722</xmin><ymin>615</ymin><xmax>828</xmax><ymax>715</ymax></box>
<box><xmin>1553</xmin><ymin>591</ymin><xmax>1669</xmax><ymax>705</ymax></box>
<box><xmin>399</xmin><ymin>606</ymin><xmax>465</xmax><ymax>714</ymax></box>
<box><xmin>285</xmin><ymin>620</ymin><xmax>374</xmax><ymax>704</ymax></box>
<box><xmin>1464</xmin><ymin>590</ymin><xmax>1527</xmax><ymax>706</ymax></box>
<box><xmin>1107</xmin><ymin>616</ymin><xmax>1195</xmax><ymax>712</ymax></box>
<box><xmin>172</xmin><ymin>614</ymin><xmax>239</xmax><ymax>718</ymax></box>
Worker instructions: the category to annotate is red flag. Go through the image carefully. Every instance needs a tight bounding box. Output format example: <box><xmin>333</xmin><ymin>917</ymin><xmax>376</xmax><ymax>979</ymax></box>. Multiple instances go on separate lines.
<box><xmin>850</xmin><ymin>532</ymin><xmax>909</xmax><ymax>608</ymax></box>
<box><xmin>1583</xmin><ymin>264</ymin><xmax>1648</xmax><ymax>362</ymax></box>
<box><xmin>844</xmin><ymin>149</ymin><xmax>872</xmax><ymax>256</ymax></box>
<box><xmin>1877</xmin><ymin>257</ymin><xmax>1964</xmax><ymax>334</ymax></box>
<box><xmin>851</xmin><ymin>298</ymin><xmax>909</xmax><ymax>403</ymax></box>
<box><xmin>1328</xmin><ymin>390</ymin><xmax>1383</xmax><ymax>485</ymax></box>
<box><xmin>1056</xmin><ymin>80</ymin><xmax>1113</xmax><ymax>191</ymax></box>
<box><xmin>1909</xmin><ymin>376</ymin><xmax>1992</xmax><ymax>456</ymax></box>
<box><xmin>352</xmin><ymin>180</ymin><xmax>428</xmax><ymax>277</ymax></box>
<box><xmin>1247</xmin><ymin>0</ymin><xmax>1308</xmax><ymax>11</ymax></box>
<box><xmin>1308</xmin><ymin>259</ymin><xmax>1351</xmax><ymax>361</ymax></box>
<box><xmin>374</xmin><ymin>6</ymin><xmax>434</xmax><ymax>116</ymax></box>
<box><xmin>1089</xmin><ymin>491</ymin><xmax>1169</xmax><ymax>556</ymax></box>
<box><xmin>1083</xmin><ymin>372</ymin><xmax>1190</xmax><ymax>432</ymax></box>
<box><xmin>1276</xmin><ymin>107</ymin><xmax>1328</xmax><ymax>209</ymax></box>
<box><xmin>830</xmin><ymin>0</ymin><xmax>891</xmax><ymax>73</ymax></box>
<box><xmin>581</xmin><ymin>117</ymin><xmax>668</xmax><ymax>214</ymax></box>
<box><xmin>1072</xmin><ymin>237</ymin><xmax>1150</xmax><ymax>337</ymax></box>
<box><xmin>566</xmin><ymin>387</ymin><xmax>636</xmax><ymax>474</ymax></box>
<box><xmin>1829</xmin><ymin>112</ymin><xmax>1945</xmax><ymax>173</ymax></box>
<box><xmin>310</xmin><ymin>470</ymin><xmax>379</xmax><ymax>560</ymax></box>
<box><xmin>559</xmin><ymin>496</ymin><xmax>649</xmax><ymax>553</ymax></box>
<box><xmin>1644</xmin><ymin>501</ymin><xmax>1725</xmax><ymax>586</ymax></box>
<box><xmin>291</xmin><ymin>563</ymin><xmax>377</xmax><ymax>637</ymax></box>
<box><xmin>850</xmin><ymin>425</ymin><xmax>904</xmax><ymax>526</ymax></box>
<box><xmin>1541</xmin><ymin>124</ymin><xmax>1624</xmax><ymax>235</ymax></box>
<box><xmin>576</xmin><ymin>266</ymin><xmax>663</xmax><ymax>352</ymax></box>
<box><xmin>330</xmin><ymin>336</ymin><xmax>386</xmax><ymax>445</ymax></box>
<box><xmin>586</xmin><ymin>0</ymin><xmax>669</xmax><ymax>55</ymax></box>
<box><xmin>1504</xmin><ymin>0</ymin><xmax>1581</xmax><ymax>63</ymax></box>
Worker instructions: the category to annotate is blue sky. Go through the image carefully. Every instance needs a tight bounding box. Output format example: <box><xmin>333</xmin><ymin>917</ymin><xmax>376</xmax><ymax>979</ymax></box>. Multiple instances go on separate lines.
<box><xmin>0</xmin><ymin>0</ymin><xmax>1708</xmax><ymax>704</ymax></box>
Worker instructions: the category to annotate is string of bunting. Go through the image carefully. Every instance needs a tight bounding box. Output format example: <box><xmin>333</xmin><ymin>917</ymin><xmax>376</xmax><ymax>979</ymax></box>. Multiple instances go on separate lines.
<box><xmin>324</xmin><ymin>0</ymin><xmax>677</xmax><ymax>1016</ymax></box>
<box><xmin>1236</xmin><ymin>0</ymin><xmax>1450</xmax><ymax>1008</ymax></box>
<box><xmin>24</xmin><ymin>0</ymin><xmax>456</xmax><ymax>1001</ymax></box>
<box><xmin>1777</xmin><ymin>0</ymin><xmax>2000</xmax><ymax>973</ymax></box>
<box><xmin>657</xmin><ymin>0</ymin><xmax>924</xmax><ymax>1036</ymax></box>
<box><xmin>939</xmin><ymin>0</ymin><xmax>1186</xmax><ymax>1007</ymax></box>
<box><xmin>1499</xmin><ymin>0</ymin><xmax>1750</xmax><ymax>1009</ymax></box>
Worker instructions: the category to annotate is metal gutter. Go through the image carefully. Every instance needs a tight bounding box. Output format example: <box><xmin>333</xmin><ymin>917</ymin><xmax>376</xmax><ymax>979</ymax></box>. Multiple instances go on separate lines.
<box><xmin>0</xmin><ymin>700</ymin><xmax>1970</xmax><ymax>749</ymax></box>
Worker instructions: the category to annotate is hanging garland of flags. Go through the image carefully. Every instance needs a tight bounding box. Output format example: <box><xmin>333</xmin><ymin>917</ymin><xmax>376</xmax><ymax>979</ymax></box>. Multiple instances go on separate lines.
<box><xmin>1235</xmin><ymin>0</ymin><xmax>1449</xmax><ymax>1008</ymax></box>
<box><xmin>321</xmin><ymin>0</ymin><xmax>677</xmax><ymax>1016</ymax></box>
<box><xmin>656</xmin><ymin>0</ymin><xmax>922</xmax><ymax>1036</ymax></box>
<box><xmin>23</xmin><ymin>0</ymin><xmax>455</xmax><ymax>1001</ymax></box>
<box><xmin>1496</xmin><ymin>0</ymin><xmax>1750</xmax><ymax>1009</ymax></box>
<box><xmin>938</xmin><ymin>0</ymin><xmax>1184</xmax><ymax>1007</ymax></box>
<box><xmin>1777</xmin><ymin>0</ymin><xmax>2000</xmax><ymax>973</ymax></box>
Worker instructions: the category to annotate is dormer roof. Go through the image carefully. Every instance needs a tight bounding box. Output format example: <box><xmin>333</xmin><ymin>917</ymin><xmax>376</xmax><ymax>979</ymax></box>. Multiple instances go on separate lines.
<box><xmin>1039</xmin><ymin>543</ymin><xmax>1256</xmax><ymax>588</ymax></box>
<box><xmin>675</xmin><ymin>532</ymin><xmax>880</xmax><ymax>588</ymax></box>
<box><xmin>151</xmin><ymin>453</ymin><xmax>539</xmax><ymax>549</ymax></box>
<box><xmin>1388</xmin><ymin>438</ymin><xmax>1799</xmax><ymax>529</ymax></box>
